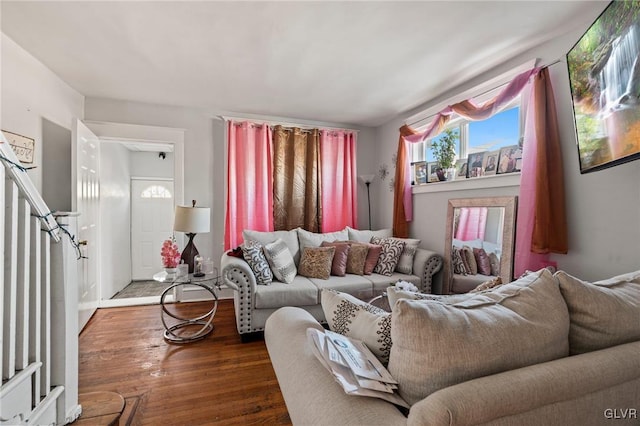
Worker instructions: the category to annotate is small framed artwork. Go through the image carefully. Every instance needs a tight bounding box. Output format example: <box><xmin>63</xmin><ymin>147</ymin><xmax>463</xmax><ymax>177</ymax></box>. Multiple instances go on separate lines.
<box><xmin>497</xmin><ymin>145</ymin><xmax>523</xmax><ymax>174</ymax></box>
<box><xmin>427</xmin><ymin>162</ymin><xmax>440</xmax><ymax>183</ymax></box>
<box><xmin>454</xmin><ymin>158</ymin><xmax>468</xmax><ymax>180</ymax></box>
<box><xmin>483</xmin><ymin>150</ymin><xmax>500</xmax><ymax>176</ymax></box>
<box><xmin>2</xmin><ymin>130</ymin><xmax>35</xmax><ymax>164</ymax></box>
<box><xmin>412</xmin><ymin>161</ymin><xmax>427</xmax><ymax>185</ymax></box>
<box><xmin>467</xmin><ymin>151</ymin><xmax>486</xmax><ymax>178</ymax></box>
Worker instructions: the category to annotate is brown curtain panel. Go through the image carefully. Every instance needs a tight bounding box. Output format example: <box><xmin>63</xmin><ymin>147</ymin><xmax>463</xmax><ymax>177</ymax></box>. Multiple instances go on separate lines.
<box><xmin>272</xmin><ymin>125</ymin><xmax>322</xmax><ymax>232</ymax></box>
<box><xmin>392</xmin><ymin>125</ymin><xmax>418</xmax><ymax>238</ymax></box>
<box><xmin>531</xmin><ymin>68</ymin><xmax>568</xmax><ymax>254</ymax></box>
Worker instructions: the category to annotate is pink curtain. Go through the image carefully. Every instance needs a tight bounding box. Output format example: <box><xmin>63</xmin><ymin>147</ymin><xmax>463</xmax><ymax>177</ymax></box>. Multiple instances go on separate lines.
<box><xmin>320</xmin><ymin>130</ymin><xmax>358</xmax><ymax>232</ymax></box>
<box><xmin>224</xmin><ymin>121</ymin><xmax>273</xmax><ymax>250</ymax></box>
<box><xmin>455</xmin><ymin>207</ymin><xmax>488</xmax><ymax>241</ymax></box>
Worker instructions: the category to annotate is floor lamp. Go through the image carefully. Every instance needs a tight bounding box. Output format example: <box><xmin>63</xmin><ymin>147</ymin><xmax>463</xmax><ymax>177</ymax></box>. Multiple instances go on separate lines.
<box><xmin>173</xmin><ymin>200</ymin><xmax>210</xmax><ymax>274</ymax></box>
<box><xmin>360</xmin><ymin>175</ymin><xmax>375</xmax><ymax>230</ymax></box>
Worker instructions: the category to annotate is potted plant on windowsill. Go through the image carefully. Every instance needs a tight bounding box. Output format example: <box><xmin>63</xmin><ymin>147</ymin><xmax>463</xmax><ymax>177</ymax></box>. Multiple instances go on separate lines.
<box><xmin>431</xmin><ymin>128</ymin><xmax>459</xmax><ymax>181</ymax></box>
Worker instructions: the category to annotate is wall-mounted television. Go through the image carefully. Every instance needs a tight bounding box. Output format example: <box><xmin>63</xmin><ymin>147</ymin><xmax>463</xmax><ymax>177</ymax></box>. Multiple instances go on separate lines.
<box><xmin>567</xmin><ymin>0</ymin><xmax>640</xmax><ymax>173</ymax></box>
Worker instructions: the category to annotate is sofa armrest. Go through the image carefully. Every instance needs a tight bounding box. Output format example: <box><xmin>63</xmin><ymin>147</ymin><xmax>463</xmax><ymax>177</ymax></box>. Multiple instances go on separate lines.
<box><xmin>265</xmin><ymin>307</ymin><xmax>407</xmax><ymax>426</ymax></box>
<box><xmin>221</xmin><ymin>253</ymin><xmax>258</xmax><ymax>334</ymax></box>
<box><xmin>408</xmin><ymin>341</ymin><xmax>640</xmax><ymax>426</ymax></box>
<box><xmin>412</xmin><ymin>248</ymin><xmax>443</xmax><ymax>294</ymax></box>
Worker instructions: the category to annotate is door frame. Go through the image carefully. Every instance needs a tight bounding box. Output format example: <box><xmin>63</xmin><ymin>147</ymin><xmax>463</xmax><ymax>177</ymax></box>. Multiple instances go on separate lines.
<box><xmin>85</xmin><ymin>121</ymin><xmax>185</xmax><ymax>308</ymax></box>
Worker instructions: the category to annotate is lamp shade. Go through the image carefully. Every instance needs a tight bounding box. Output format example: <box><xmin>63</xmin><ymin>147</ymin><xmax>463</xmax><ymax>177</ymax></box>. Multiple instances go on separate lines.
<box><xmin>174</xmin><ymin>206</ymin><xmax>210</xmax><ymax>233</ymax></box>
<box><xmin>360</xmin><ymin>174</ymin><xmax>376</xmax><ymax>184</ymax></box>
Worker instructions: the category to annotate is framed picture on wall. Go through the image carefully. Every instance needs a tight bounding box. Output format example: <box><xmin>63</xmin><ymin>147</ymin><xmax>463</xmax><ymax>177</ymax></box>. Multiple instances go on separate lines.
<box><xmin>412</xmin><ymin>161</ymin><xmax>427</xmax><ymax>185</ymax></box>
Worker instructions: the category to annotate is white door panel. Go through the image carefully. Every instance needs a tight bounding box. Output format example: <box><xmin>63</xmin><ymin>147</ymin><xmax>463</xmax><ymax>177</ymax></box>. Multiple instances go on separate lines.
<box><xmin>131</xmin><ymin>180</ymin><xmax>174</xmax><ymax>280</ymax></box>
<box><xmin>72</xmin><ymin>119</ymin><xmax>100</xmax><ymax>332</ymax></box>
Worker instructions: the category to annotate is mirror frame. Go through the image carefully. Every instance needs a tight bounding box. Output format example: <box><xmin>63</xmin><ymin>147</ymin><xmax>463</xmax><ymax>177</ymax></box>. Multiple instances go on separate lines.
<box><xmin>442</xmin><ymin>196</ymin><xmax>518</xmax><ymax>294</ymax></box>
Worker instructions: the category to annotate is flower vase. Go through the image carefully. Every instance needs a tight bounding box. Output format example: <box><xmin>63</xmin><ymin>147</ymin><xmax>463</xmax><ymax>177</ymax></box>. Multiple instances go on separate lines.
<box><xmin>164</xmin><ymin>267</ymin><xmax>177</xmax><ymax>277</ymax></box>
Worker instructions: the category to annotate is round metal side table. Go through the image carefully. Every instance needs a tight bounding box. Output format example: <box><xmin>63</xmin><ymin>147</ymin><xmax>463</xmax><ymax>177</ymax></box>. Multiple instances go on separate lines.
<box><xmin>155</xmin><ymin>272</ymin><xmax>220</xmax><ymax>343</ymax></box>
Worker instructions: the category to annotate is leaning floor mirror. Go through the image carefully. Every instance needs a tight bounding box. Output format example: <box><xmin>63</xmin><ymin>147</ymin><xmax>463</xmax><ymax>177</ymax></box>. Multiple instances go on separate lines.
<box><xmin>443</xmin><ymin>196</ymin><xmax>517</xmax><ymax>294</ymax></box>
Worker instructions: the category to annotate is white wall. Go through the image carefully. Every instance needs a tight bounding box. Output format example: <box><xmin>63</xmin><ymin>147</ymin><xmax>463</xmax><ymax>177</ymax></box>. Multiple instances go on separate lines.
<box><xmin>372</xmin><ymin>26</ymin><xmax>640</xmax><ymax>286</ymax></box>
<box><xmin>130</xmin><ymin>151</ymin><xmax>174</xmax><ymax>178</ymax></box>
<box><xmin>100</xmin><ymin>143</ymin><xmax>132</xmax><ymax>299</ymax></box>
<box><xmin>42</xmin><ymin>119</ymin><xmax>72</xmax><ymax>212</ymax></box>
<box><xmin>1</xmin><ymin>34</ymin><xmax>84</xmax><ymax>192</ymax></box>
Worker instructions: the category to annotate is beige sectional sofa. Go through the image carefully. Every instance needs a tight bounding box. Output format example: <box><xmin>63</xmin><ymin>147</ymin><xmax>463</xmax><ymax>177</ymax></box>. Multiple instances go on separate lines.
<box><xmin>221</xmin><ymin>227</ymin><xmax>442</xmax><ymax>339</ymax></box>
<box><xmin>265</xmin><ymin>269</ymin><xmax>640</xmax><ymax>425</ymax></box>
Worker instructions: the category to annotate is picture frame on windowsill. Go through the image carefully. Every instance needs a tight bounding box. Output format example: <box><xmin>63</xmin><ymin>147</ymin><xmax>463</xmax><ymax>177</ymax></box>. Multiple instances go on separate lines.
<box><xmin>412</xmin><ymin>161</ymin><xmax>427</xmax><ymax>185</ymax></box>
<box><xmin>496</xmin><ymin>145</ymin><xmax>522</xmax><ymax>174</ymax></box>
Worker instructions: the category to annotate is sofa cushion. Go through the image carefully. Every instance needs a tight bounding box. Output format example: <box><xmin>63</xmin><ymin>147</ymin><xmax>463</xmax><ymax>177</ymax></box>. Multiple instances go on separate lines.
<box><xmin>371</xmin><ymin>237</ymin><xmax>405</xmax><ymax>276</ymax></box>
<box><xmin>263</xmin><ymin>238</ymin><xmax>297</xmax><ymax>284</ymax></box>
<box><xmin>387</xmin><ymin>269</ymin><xmax>570</xmax><ymax>405</ymax></box>
<box><xmin>386</xmin><ymin>286</ymin><xmax>471</xmax><ymax>307</ymax></box>
<box><xmin>297</xmin><ymin>228</ymin><xmax>348</xmax><ymax>251</ymax></box>
<box><xmin>241</xmin><ymin>240</ymin><xmax>273</xmax><ymax>285</ymax></box>
<box><xmin>243</xmin><ymin>229</ymin><xmax>301</xmax><ymax>265</ymax></box>
<box><xmin>461</xmin><ymin>246</ymin><xmax>478</xmax><ymax>275</ymax></box>
<box><xmin>391</xmin><ymin>238</ymin><xmax>420</xmax><ymax>275</ymax></box>
<box><xmin>254</xmin><ymin>276</ymin><xmax>319</xmax><ymax>309</ymax></box>
<box><xmin>556</xmin><ymin>270</ymin><xmax>640</xmax><ymax>355</ymax></box>
<box><xmin>321</xmin><ymin>289</ymin><xmax>392</xmax><ymax>364</ymax></box>
<box><xmin>452</xmin><ymin>247</ymin><xmax>467</xmax><ymax>275</ymax></box>
<box><xmin>489</xmin><ymin>252</ymin><xmax>501</xmax><ymax>275</ymax></box>
<box><xmin>320</xmin><ymin>241</ymin><xmax>350</xmax><ymax>276</ymax></box>
<box><xmin>309</xmin><ymin>274</ymin><xmax>372</xmax><ymax>297</ymax></box>
<box><xmin>298</xmin><ymin>246</ymin><xmax>335</xmax><ymax>280</ymax></box>
<box><xmin>346</xmin><ymin>226</ymin><xmax>392</xmax><ymax>243</ymax></box>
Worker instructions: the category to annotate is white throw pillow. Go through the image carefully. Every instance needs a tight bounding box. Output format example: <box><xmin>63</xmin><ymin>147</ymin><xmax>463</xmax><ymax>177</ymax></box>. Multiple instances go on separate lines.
<box><xmin>556</xmin><ymin>270</ymin><xmax>640</xmax><ymax>355</ymax></box>
<box><xmin>390</xmin><ymin>238</ymin><xmax>420</xmax><ymax>275</ymax></box>
<box><xmin>387</xmin><ymin>269</ymin><xmax>570</xmax><ymax>405</ymax></box>
<box><xmin>297</xmin><ymin>228</ymin><xmax>348</xmax><ymax>251</ymax></box>
<box><xmin>243</xmin><ymin>229</ymin><xmax>301</xmax><ymax>265</ymax></box>
<box><xmin>346</xmin><ymin>226</ymin><xmax>392</xmax><ymax>243</ymax></box>
<box><xmin>371</xmin><ymin>237</ymin><xmax>405</xmax><ymax>276</ymax></box>
<box><xmin>263</xmin><ymin>238</ymin><xmax>297</xmax><ymax>284</ymax></box>
<box><xmin>321</xmin><ymin>289</ymin><xmax>392</xmax><ymax>364</ymax></box>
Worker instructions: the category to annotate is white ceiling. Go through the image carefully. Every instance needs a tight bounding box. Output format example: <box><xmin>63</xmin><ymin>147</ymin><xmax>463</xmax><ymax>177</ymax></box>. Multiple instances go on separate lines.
<box><xmin>2</xmin><ymin>1</ymin><xmax>607</xmax><ymax>127</ymax></box>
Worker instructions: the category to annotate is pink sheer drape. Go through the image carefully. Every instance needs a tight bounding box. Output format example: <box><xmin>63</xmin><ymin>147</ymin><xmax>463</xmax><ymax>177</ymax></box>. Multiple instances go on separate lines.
<box><xmin>320</xmin><ymin>130</ymin><xmax>358</xmax><ymax>232</ymax></box>
<box><xmin>455</xmin><ymin>207</ymin><xmax>488</xmax><ymax>241</ymax></box>
<box><xmin>224</xmin><ymin>121</ymin><xmax>273</xmax><ymax>250</ymax></box>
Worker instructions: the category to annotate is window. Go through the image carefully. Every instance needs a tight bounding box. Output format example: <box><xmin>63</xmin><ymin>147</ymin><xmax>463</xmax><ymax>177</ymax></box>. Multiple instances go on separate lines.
<box><xmin>412</xmin><ymin>103</ymin><xmax>521</xmax><ymax>165</ymax></box>
<box><xmin>140</xmin><ymin>185</ymin><xmax>172</xmax><ymax>199</ymax></box>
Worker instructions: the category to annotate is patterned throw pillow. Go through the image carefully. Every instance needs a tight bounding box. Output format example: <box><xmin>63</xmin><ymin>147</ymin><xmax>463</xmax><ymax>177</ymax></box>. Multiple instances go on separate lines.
<box><xmin>263</xmin><ymin>238</ymin><xmax>297</xmax><ymax>284</ymax></box>
<box><xmin>241</xmin><ymin>240</ymin><xmax>273</xmax><ymax>285</ymax></box>
<box><xmin>470</xmin><ymin>276</ymin><xmax>503</xmax><ymax>293</ymax></box>
<box><xmin>298</xmin><ymin>246</ymin><xmax>336</xmax><ymax>280</ymax></box>
<box><xmin>320</xmin><ymin>242</ymin><xmax>350</xmax><ymax>276</ymax></box>
<box><xmin>390</xmin><ymin>238</ymin><xmax>420</xmax><ymax>275</ymax></box>
<box><xmin>473</xmin><ymin>247</ymin><xmax>492</xmax><ymax>275</ymax></box>
<box><xmin>452</xmin><ymin>248</ymin><xmax>468</xmax><ymax>275</ymax></box>
<box><xmin>321</xmin><ymin>289</ymin><xmax>392</xmax><ymax>364</ymax></box>
<box><xmin>462</xmin><ymin>246</ymin><xmax>478</xmax><ymax>275</ymax></box>
<box><xmin>371</xmin><ymin>237</ymin><xmax>406</xmax><ymax>276</ymax></box>
<box><xmin>345</xmin><ymin>243</ymin><xmax>369</xmax><ymax>275</ymax></box>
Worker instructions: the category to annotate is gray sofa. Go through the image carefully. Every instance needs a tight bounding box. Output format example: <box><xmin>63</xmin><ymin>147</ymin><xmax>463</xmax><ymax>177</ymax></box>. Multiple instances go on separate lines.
<box><xmin>264</xmin><ymin>269</ymin><xmax>640</xmax><ymax>425</ymax></box>
<box><xmin>221</xmin><ymin>227</ymin><xmax>442</xmax><ymax>338</ymax></box>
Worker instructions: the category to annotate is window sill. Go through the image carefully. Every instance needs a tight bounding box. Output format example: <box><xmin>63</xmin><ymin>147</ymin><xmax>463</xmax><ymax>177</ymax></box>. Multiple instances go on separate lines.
<box><xmin>412</xmin><ymin>172</ymin><xmax>521</xmax><ymax>194</ymax></box>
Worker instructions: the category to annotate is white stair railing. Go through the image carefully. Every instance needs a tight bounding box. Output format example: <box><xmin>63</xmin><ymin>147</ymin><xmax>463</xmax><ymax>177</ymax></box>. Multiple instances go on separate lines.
<box><xmin>0</xmin><ymin>136</ymin><xmax>78</xmax><ymax>425</ymax></box>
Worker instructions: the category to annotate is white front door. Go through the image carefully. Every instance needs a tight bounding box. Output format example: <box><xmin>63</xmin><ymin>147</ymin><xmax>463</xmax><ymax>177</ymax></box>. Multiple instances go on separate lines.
<box><xmin>72</xmin><ymin>119</ymin><xmax>100</xmax><ymax>332</ymax></box>
<box><xmin>131</xmin><ymin>179</ymin><xmax>175</xmax><ymax>280</ymax></box>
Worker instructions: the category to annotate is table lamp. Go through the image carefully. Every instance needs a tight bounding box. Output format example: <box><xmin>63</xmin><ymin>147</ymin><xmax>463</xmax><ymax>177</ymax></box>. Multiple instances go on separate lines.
<box><xmin>173</xmin><ymin>200</ymin><xmax>210</xmax><ymax>273</ymax></box>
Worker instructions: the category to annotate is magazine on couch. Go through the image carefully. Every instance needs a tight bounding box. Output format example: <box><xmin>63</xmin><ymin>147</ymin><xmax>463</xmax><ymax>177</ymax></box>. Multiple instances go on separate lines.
<box><xmin>307</xmin><ymin>328</ymin><xmax>409</xmax><ymax>408</ymax></box>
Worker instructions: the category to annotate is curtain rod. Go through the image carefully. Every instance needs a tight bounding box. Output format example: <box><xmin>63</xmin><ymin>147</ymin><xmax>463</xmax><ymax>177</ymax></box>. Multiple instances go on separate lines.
<box><xmin>218</xmin><ymin>115</ymin><xmax>359</xmax><ymax>133</ymax></box>
<box><xmin>406</xmin><ymin>59</ymin><xmax>563</xmax><ymax>128</ymax></box>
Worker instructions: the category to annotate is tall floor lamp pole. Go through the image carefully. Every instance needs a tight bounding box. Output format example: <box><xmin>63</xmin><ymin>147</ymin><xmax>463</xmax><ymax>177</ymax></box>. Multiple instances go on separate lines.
<box><xmin>360</xmin><ymin>175</ymin><xmax>375</xmax><ymax>230</ymax></box>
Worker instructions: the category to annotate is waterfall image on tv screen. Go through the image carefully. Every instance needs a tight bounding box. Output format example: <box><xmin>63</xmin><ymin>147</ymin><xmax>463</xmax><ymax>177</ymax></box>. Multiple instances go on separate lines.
<box><xmin>567</xmin><ymin>0</ymin><xmax>640</xmax><ymax>173</ymax></box>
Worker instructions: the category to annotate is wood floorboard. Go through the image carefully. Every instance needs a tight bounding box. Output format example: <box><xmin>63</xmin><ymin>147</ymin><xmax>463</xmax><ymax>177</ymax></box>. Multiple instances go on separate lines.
<box><xmin>79</xmin><ymin>300</ymin><xmax>291</xmax><ymax>425</ymax></box>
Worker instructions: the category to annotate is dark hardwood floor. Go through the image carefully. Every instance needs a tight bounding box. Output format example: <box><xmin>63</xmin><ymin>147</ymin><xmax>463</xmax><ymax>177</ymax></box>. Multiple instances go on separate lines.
<box><xmin>78</xmin><ymin>300</ymin><xmax>291</xmax><ymax>425</ymax></box>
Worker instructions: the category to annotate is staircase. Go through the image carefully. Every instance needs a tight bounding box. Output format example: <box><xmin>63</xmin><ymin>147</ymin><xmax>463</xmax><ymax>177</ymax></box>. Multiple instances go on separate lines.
<box><xmin>0</xmin><ymin>137</ymin><xmax>80</xmax><ymax>424</ymax></box>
